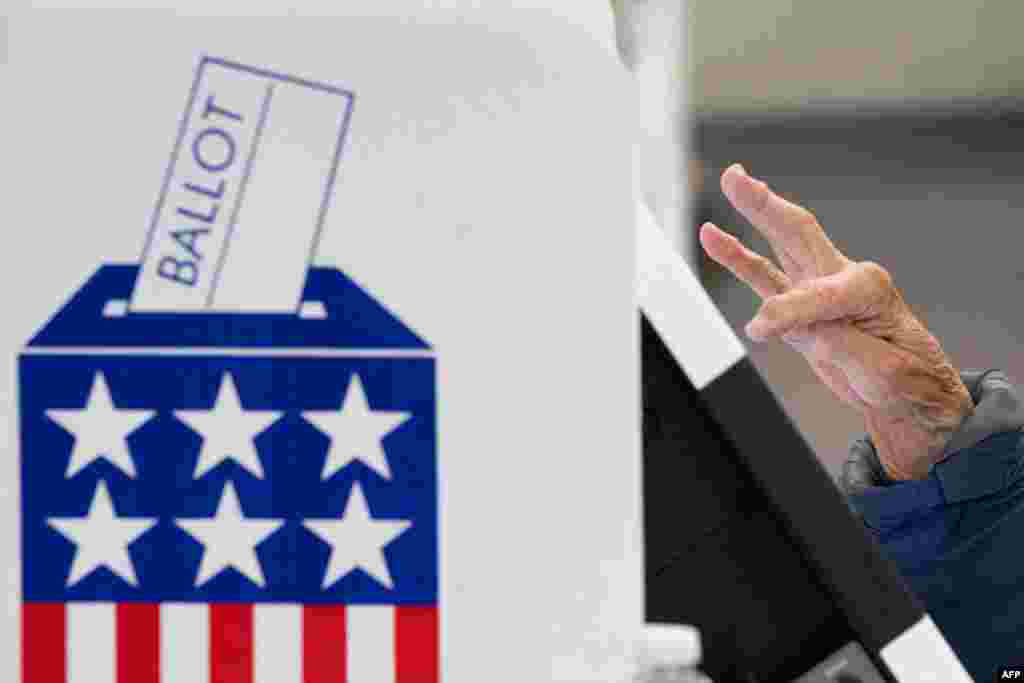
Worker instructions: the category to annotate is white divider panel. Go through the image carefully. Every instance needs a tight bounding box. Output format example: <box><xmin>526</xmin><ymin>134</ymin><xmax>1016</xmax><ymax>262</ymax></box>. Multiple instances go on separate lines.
<box><xmin>636</xmin><ymin>200</ymin><xmax>746</xmax><ymax>390</ymax></box>
<box><xmin>881</xmin><ymin>617</ymin><xmax>972</xmax><ymax>683</ymax></box>
<box><xmin>6</xmin><ymin>4</ymin><xmax>643</xmax><ymax>682</ymax></box>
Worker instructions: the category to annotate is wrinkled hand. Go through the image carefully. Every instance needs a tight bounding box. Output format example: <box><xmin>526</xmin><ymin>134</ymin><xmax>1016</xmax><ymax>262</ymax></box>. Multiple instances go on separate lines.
<box><xmin>700</xmin><ymin>164</ymin><xmax>972</xmax><ymax>480</ymax></box>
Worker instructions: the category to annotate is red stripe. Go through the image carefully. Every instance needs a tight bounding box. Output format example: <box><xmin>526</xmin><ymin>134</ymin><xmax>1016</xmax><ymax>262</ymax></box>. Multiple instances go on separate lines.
<box><xmin>117</xmin><ymin>603</ymin><xmax>160</xmax><ymax>683</ymax></box>
<box><xmin>211</xmin><ymin>604</ymin><xmax>253</xmax><ymax>683</ymax></box>
<box><xmin>303</xmin><ymin>605</ymin><xmax>347</xmax><ymax>683</ymax></box>
<box><xmin>23</xmin><ymin>603</ymin><xmax>65</xmax><ymax>683</ymax></box>
<box><xmin>395</xmin><ymin>606</ymin><xmax>439</xmax><ymax>683</ymax></box>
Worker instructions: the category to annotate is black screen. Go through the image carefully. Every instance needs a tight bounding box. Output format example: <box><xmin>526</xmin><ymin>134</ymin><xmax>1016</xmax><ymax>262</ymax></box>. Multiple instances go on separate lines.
<box><xmin>642</xmin><ymin>314</ymin><xmax>900</xmax><ymax>682</ymax></box>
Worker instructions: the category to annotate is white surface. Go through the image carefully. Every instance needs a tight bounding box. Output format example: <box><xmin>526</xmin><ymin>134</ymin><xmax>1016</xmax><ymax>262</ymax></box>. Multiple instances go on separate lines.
<box><xmin>208</xmin><ymin>72</ymin><xmax>349</xmax><ymax>312</ymax></box>
<box><xmin>637</xmin><ymin>201</ymin><xmax>745</xmax><ymax>390</ymax></box>
<box><xmin>4</xmin><ymin>4</ymin><xmax>643</xmax><ymax>681</ymax></box>
<box><xmin>299</xmin><ymin>301</ymin><xmax>328</xmax><ymax>319</ymax></box>
<box><xmin>174</xmin><ymin>372</ymin><xmax>282</xmax><ymax>479</ymax></box>
<box><xmin>102</xmin><ymin>300</ymin><xmax>129</xmax><ymax>317</ymax></box>
<box><xmin>175</xmin><ymin>482</ymin><xmax>285</xmax><ymax>588</ymax></box>
<box><xmin>302</xmin><ymin>374</ymin><xmax>412</xmax><ymax>481</ymax></box>
<box><xmin>254</xmin><ymin>604</ymin><xmax>303</xmax><ymax>683</ymax></box>
<box><xmin>639</xmin><ymin>624</ymin><xmax>702</xmax><ymax>669</ymax></box>
<box><xmin>45</xmin><ymin>371</ymin><xmax>155</xmax><ymax>478</ymax></box>
<box><xmin>47</xmin><ymin>481</ymin><xmax>157</xmax><ymax>587</ymax></box>
<box><xmin>348</xmin><ymin>605</ymin><xmax>395</xmax><ymax>682</ymax></box>
<box><xmin>161</xmin><ymin>604</ymin><xmax>210</xmax><ymax>683</ymax></box>
<box><xmin>614</xmin><ymin>0</ymin><xmax>690</xmax><ymax>263</ymax></box>
<box><xmin>130</xmin><ymin>60</ymin><xmax>269</xmax><ymax>310</ymax></box>
<box><xmin>304</xmin><ymin>482</ymin><xmax>413</xmax><ymax>590</ymax></box>
<box><xmin>68</xmin><ymin>603</ymin><xmax>115</xmax><ymax>683</ymax></box>
<box><xmin>881</xmin><ymin>616</ymin><xmax>972</xmax><ymax>683</ymax></box>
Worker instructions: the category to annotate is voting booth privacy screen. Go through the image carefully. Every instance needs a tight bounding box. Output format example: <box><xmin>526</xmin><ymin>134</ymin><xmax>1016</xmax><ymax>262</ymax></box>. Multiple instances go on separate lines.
<box><xmin>4</xmin><ymin>4</ymin><xmax>972</xmax><ymax>683</ymax></box>
<box><xmin>5</xmin><ymin>5</ymin><xmax>641</xmax><ymax>681</ymax></box>
<box><xmin>636</xmin><ymin>205</ymin><xmax>971</xmax><ymax>683</ymax></box>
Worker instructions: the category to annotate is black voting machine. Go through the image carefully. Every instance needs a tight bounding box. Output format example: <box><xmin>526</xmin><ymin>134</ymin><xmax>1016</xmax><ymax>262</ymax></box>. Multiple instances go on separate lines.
<box><xmin>641</xmin><ymin>315</ymin><xmax>926</xmax><ymax>683</ymax></box>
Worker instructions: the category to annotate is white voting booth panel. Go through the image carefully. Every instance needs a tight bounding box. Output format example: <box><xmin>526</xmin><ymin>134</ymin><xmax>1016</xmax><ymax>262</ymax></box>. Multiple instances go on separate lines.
<box><xmin>3</xmin><ymin>4</ymin><xmax>644</xmax><ymax>681</ymax></box>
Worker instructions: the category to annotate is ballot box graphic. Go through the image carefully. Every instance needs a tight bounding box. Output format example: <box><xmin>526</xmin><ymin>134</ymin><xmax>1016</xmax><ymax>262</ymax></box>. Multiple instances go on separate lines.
<box><xmin>10</xmin><ymin>10</ymin><xmax>650</xmax><ymax>681</ymax></box>
<box><xmin>19</xmin><ymin>264</ymin><xmax>439</xmax><ymax>682</ymax></box>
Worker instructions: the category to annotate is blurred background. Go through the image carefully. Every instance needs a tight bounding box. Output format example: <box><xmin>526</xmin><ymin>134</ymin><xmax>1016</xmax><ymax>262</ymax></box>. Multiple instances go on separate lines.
<box><xmin>683</xmin><ymin>0</ymin><xmax>1024</xmax><ymax>473</ymax></box>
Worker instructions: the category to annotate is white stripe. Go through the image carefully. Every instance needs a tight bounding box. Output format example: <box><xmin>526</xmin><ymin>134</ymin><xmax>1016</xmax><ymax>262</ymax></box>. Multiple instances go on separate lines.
<box><xmin>254</xmin><ymin>604</ymin><xmax>302</xmax><ymax>683</ymax></box>
<box><xmin>23</xmin><ymin>347</ymin><xmax>433</xmax><ymax>358</ymax></box>
<box><xmin>161</xmin><ymin>603</ymin><xmax>209</xmax><ymax>683</ymax></box>
<box><xmin>636</xmin><ymin>200</ymin><xmax>746</xmax><ymax>390</ymax></box>
<box><xmin>68</xmin><ymin>603</ymin><xmax>115</xmax><ymax>683</ymax></box>
<box><xmin>880</xmin><ymin>616</ymin><xmax>972</xmax><ymax>682</ymax></box>
<box><xmin>347</xmin><ymin>605</ymin><xmax>395</xmax><ymax>683</ymax></box>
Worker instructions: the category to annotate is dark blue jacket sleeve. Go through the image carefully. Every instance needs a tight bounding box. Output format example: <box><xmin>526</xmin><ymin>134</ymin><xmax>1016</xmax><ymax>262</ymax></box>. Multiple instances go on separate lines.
<box><xmin>840</xmin><ymin>370</ymin><xmax>1024</xmax><ymax>682</ymax></box>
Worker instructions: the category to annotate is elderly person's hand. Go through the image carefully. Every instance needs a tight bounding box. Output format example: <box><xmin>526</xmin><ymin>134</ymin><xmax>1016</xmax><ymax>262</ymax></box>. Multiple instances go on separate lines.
<box><xmin>700</xmin><ymin>164</ymin><xmax>973</xmax><ymax>480</ymax></box>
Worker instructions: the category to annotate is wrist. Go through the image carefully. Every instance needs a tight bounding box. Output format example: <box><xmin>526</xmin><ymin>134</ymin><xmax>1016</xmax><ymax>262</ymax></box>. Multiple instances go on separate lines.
<box><xmin>865</xmin><ymin>373</ymin><xmax>972</xmax><ymax>480</ymax></box>
<box><xmin>865</xmin><ymin>412</ymin><xmax>948</xmax><ymax>480</ymax></box>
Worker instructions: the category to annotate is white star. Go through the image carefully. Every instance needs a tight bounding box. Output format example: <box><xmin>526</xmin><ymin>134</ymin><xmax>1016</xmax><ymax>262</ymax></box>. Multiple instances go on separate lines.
<box><xmin>47</xmin><ymin>480</ymin><xmax>157</xmax><ymax>587</ymax></box>
<box><xmin>175</xmin><ymin>373</ymin><xmax>282</xmax><ymax>479</ymax></box>
<box><xmin>302</xmin><ymin>374</ymin><xmax>411</xmax><ymax>480</ymax></box>
<box><xmin>304</xmin><ymin>482</ymin><xmax>412</xmax><ymax>590</ymax></box>
<box><xmin>176</xmin><ymin>481</ymin><xmax>284</xmax><ymax>588</ymax></box>
<box><xmin>46</xmin><ymin>372</ymin><xmax>155</xmax><ymax>478</ymax></box>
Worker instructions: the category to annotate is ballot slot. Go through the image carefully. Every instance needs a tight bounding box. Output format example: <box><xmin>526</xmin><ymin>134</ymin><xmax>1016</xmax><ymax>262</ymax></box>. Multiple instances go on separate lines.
<box><xmin>34</xmin><ymin>265</ymin><xmax>429</xmax><ymax>352</ymax></box>
<box><xmin>106</xmin><ymin>298</ymin><xmax>328</xmax><ymax>319</ymax></box>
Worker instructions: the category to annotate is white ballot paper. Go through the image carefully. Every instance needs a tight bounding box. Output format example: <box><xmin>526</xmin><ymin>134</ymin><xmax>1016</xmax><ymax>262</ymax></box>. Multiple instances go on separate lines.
<box><xmin>4</xmin><ymin>3</ymin><xmax>649</xmax><ymax>682</ymax></box>
<box><xmin>131</xmin><ymin>58</ymin><xmax>354</xmax><ymax>312</ymax></box>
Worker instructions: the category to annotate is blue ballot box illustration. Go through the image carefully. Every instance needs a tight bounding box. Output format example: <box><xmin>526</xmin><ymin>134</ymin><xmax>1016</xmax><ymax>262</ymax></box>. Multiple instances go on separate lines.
<box><xmin>20</xmin><ymin>264</ymin><xmax>440</xmax><ymax>680</ymax></box>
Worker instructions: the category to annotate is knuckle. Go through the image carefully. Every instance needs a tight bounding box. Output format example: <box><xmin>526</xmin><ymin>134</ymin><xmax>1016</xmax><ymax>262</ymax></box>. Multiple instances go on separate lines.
<box><xmin>796</xmin><ymin>205</ymin><xmax>819</xmax><ymax>228</ymax></box>
<box><xmin>759</xmin><ymin>298</ymin><xmax>789</xmax><ymax>330</ymax></box>
<box><xmin>859</xmin><ymin>261</ymin><xmax>894</xmax><ymax>292</ymax></box>
<box><xmin>878</xmin><ymin>352</ymin><xmax>911</xmax><ymax>382</ymax></box>
<box><xmin>752</xmin><ymin>182</ymin><xmax>771</xmax><ymax>213</ymax></box>
<box><xmin>814</xmin><ymin>280</ymin><xmax>842</xmax><ymax>313</ymax></box>
<box><xmin>744</xmin><ymin>249</ymin><xmax>767</xmax><ymax>269</ymax></box>
<box><xmin>749</xmin><ymin>253</ymin><xmax>782</xmax><ymax>283</ymax></box>
<box><xmin>758</xmin><ymin>299</ymin><xmax>779</xmax><ymax>323</ymax></box>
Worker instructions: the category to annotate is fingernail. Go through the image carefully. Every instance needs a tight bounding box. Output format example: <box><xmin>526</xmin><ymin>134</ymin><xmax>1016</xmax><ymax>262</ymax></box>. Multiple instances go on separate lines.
<box><xmin>723</xmin><ymin>163</ymin><xmax>747</xmax><ymax>182</ymax></box>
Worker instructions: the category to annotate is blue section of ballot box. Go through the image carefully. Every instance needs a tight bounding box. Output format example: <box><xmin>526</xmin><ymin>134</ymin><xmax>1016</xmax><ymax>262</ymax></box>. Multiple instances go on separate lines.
<box><xmin>20</xmin><ymin>265</ymin><xmax>436</xmax><ymax>604</ymax></box>
<box><xmin>29</xmin><ymin>264</ymin><xmax>429</xmax><ymax>350</ymax></box>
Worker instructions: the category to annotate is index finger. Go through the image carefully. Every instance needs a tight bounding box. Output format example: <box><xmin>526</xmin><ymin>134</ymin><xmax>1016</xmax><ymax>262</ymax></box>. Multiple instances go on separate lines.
<box><xmin>720</xmin><ymin>164</ymin><xmax>846</xmax><ymax>277</ymax></box>
<box><xmin>699</xmin><ymin>222</ymin><xmax>790</xmax><ymax>299</ymax></box>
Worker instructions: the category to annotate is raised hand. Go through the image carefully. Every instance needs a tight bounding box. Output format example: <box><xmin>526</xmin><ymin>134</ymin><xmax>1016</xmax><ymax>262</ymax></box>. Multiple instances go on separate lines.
<box><xmin>700</xmin><ymin>164</ymin><xmax>972</xmax><ymax>480</ymax></box>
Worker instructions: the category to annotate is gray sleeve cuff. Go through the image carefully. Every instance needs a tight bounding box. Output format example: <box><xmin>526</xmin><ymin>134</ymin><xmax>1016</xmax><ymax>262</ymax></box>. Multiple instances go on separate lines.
<box><xmin>838</xmin><ymin>370</ymin><xmax>1018</xmax><ymax>495</ymax></box>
